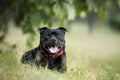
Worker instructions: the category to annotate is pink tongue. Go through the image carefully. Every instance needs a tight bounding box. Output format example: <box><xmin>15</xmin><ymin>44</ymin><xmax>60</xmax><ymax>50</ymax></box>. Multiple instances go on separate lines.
<box><xmin>49</xmin><ymin>47</ymin><xmax>58</xmax><ymax>53</ymax></box>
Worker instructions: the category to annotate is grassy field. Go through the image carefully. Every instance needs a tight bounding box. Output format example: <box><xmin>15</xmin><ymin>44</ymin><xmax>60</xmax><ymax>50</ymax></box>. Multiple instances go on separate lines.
<box><xmin>0</xmin><ymin>22</ymin><xmax>120</xmax><ymax>80</ymax></box>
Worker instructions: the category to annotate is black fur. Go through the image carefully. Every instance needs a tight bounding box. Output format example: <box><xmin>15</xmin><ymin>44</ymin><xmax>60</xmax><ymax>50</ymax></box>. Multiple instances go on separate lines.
<box><xmin>21</xmin><ymin>27</ymin><xmax>67</xmax><ymax>72</ymax></box>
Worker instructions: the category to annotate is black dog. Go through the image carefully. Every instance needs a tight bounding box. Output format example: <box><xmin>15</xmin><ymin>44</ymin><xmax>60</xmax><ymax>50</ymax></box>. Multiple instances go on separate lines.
<box><xmin>21</xmin><ymin>27</ymin><xmax>67</xmax><ymax>72</ymax></box>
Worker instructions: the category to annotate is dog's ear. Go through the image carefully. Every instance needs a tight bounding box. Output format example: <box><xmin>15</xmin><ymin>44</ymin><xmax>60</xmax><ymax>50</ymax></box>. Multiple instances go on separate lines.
<box><xmin>58</xmin><ymin>27</ymin><xmax>68</xmax><ymax>34</ymax></box>
<box><xmin>37</xmin><ymin>27</ymin><xmax>48</xmax><ymax>34</ymax></box>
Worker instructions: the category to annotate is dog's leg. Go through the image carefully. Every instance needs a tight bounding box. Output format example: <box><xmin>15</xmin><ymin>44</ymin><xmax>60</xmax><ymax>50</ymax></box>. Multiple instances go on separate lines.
<box><xmin>21</xmin><ymin>48</ymin><xmax>37</xmax><ymax>64</ymax></box>
<box><xmin>57</xmin><ymin>53</ymin><xmax>67</xmax><ymax>73</ymax></box>
<box><xmin>58</xmin><ymin>59</ymin><xmax>67</xmax><ymax>73</ymax></box>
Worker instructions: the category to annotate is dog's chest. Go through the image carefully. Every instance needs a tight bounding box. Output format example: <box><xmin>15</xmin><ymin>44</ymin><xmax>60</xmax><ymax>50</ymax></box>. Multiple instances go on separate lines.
<box><xmin>36</xmin><ymin>49</ymin><xmax>62</xmax><ymax>68</ymax></box>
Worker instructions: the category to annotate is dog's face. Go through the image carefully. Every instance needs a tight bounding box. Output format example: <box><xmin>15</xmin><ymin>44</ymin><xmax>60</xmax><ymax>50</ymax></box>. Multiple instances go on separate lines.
<box><xmin>38</xmin><ymin>27</ymin><xmax>67</xmax><ymax>54</ymax></box>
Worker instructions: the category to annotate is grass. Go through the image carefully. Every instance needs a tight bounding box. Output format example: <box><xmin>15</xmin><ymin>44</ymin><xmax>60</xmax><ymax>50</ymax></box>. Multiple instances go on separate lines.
<box><xmin>0</xmin><ymin>22</ymin><xmax>120</xmax><ymax>80</ymax></box>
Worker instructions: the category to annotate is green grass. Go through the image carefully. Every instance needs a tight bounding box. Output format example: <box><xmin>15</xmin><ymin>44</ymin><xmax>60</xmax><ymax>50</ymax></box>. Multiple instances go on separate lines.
<box><xmin>0</xmin><ymin>23</ymin><xmax>120</xmax><ymax>80</ymax></box>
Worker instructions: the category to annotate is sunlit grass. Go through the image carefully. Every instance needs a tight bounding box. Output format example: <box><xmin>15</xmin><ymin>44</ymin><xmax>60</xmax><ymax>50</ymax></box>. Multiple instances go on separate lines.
<box><xmin>0</xmin><ymin>22</ymin><xmax>120</xmax><ymax>80</ymax></box>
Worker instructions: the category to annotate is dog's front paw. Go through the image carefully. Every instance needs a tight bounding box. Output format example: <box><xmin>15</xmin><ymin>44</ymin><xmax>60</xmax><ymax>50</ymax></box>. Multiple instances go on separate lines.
<box><xmin>58</xmin><ymin>66</ymin><xmax>67</xmax><ymax>73</ymax></box>
<box><xmin>21</xmin><ymin>51</ymin><xmax>34</xmax><ymax>64</ymax></box>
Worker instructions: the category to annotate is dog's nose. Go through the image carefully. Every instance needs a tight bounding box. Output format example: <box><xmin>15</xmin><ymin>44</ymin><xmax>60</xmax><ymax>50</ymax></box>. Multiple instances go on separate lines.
<box><xmin>51</xmin><ymin>39</ymin><xmax>56</xmax><ymax>42</ymax></box>
<box><xmin>51</xmin><ymin>36</ymin><xmax>57</xmax><ymax>43</ymax></box>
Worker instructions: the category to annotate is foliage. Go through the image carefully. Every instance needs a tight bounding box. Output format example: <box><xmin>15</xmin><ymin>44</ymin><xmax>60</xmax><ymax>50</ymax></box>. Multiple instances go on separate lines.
<box><xmin>0</xmin><ymin>0</ymin><xmax>120</xmax><ymax>29</ymax></box>
<box><xmin>109</xmin><ymin>14</ymin><xmax>120</xmax><ymax>31</ymax></box>
<box><xmin>0</xmin><ymin>0</ymin><xmax>120</xmax><ymax>45</ymax></box>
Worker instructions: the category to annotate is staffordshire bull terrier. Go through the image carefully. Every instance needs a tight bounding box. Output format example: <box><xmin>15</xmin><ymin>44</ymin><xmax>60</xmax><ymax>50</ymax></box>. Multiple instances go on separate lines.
<box><xmin>21</xmin><ymin>27</ymin><xmax>67</xmax><ymax>72</ymax></box>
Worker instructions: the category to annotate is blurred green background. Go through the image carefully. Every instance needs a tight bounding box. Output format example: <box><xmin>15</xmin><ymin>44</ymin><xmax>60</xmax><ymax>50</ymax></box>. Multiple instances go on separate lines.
<box><xmin>0</xmin><ymin>0</ymin><xmax>120</xmax><ymax>80</ymax></box>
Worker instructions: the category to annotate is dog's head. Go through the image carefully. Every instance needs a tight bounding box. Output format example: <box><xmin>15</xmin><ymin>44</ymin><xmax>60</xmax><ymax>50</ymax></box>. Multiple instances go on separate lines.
<box><xmin>38</xmin><ymin>27</ymin><xmax>67</xmax><ymax>54</ymax></box>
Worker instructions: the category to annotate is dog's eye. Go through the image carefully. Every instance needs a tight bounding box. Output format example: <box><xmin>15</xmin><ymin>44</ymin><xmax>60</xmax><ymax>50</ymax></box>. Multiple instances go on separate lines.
<box><xmin>56</xmin><ymin>33</ymin><xmax>62</xmax><ymax>37</ymax></box>
<box><xmin>44</xmin><ymin>34</ymin><xmax>50</xmax><ymax>38</ymax></box>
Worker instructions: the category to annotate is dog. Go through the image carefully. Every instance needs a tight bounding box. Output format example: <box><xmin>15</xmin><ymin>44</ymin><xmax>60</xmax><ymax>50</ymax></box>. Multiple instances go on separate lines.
<box><xmin>21</xmin><ymin>27</ymin><xmax>67</xmax><ymax>72</ymax></box>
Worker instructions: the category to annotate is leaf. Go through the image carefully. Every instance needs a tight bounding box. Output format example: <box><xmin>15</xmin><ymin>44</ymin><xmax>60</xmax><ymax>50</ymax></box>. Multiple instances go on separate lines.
<box><xmin>29</xmin><ymin>10</ymin><xmax>49</xmax><ymax>27</ymax></box>
<box><xmin>64</xmin><ymin>3</ymin><xmax>75</xmax><ymax>20</ymax></box>
<box><xmin>30</xmin><ymin>11</ymin><xmax>41</xmax><ymax>27</ymax></box>
<box><xmin>98</xmin><ymin>10</ymin><xmax>105</xmax><ymax>20</ymax></box>
<box><xmin>53</xmin><ymin>3</ymin><xmax>61</xmax><ymax>16</ymax></box>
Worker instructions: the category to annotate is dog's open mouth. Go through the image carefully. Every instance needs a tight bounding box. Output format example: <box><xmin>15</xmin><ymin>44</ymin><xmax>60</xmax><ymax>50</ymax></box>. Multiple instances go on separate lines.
<box><xmin>48</xmin><ymin>45</ymin><xmax>60</xmax><ymax>54</ymax></box>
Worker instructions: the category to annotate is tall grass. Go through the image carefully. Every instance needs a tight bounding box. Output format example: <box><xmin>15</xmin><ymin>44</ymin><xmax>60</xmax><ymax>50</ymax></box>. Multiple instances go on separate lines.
<box><xmin>0</xmin><ymin>23</ymin><xmax>120</xmax><ymax>80</ymax></box>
